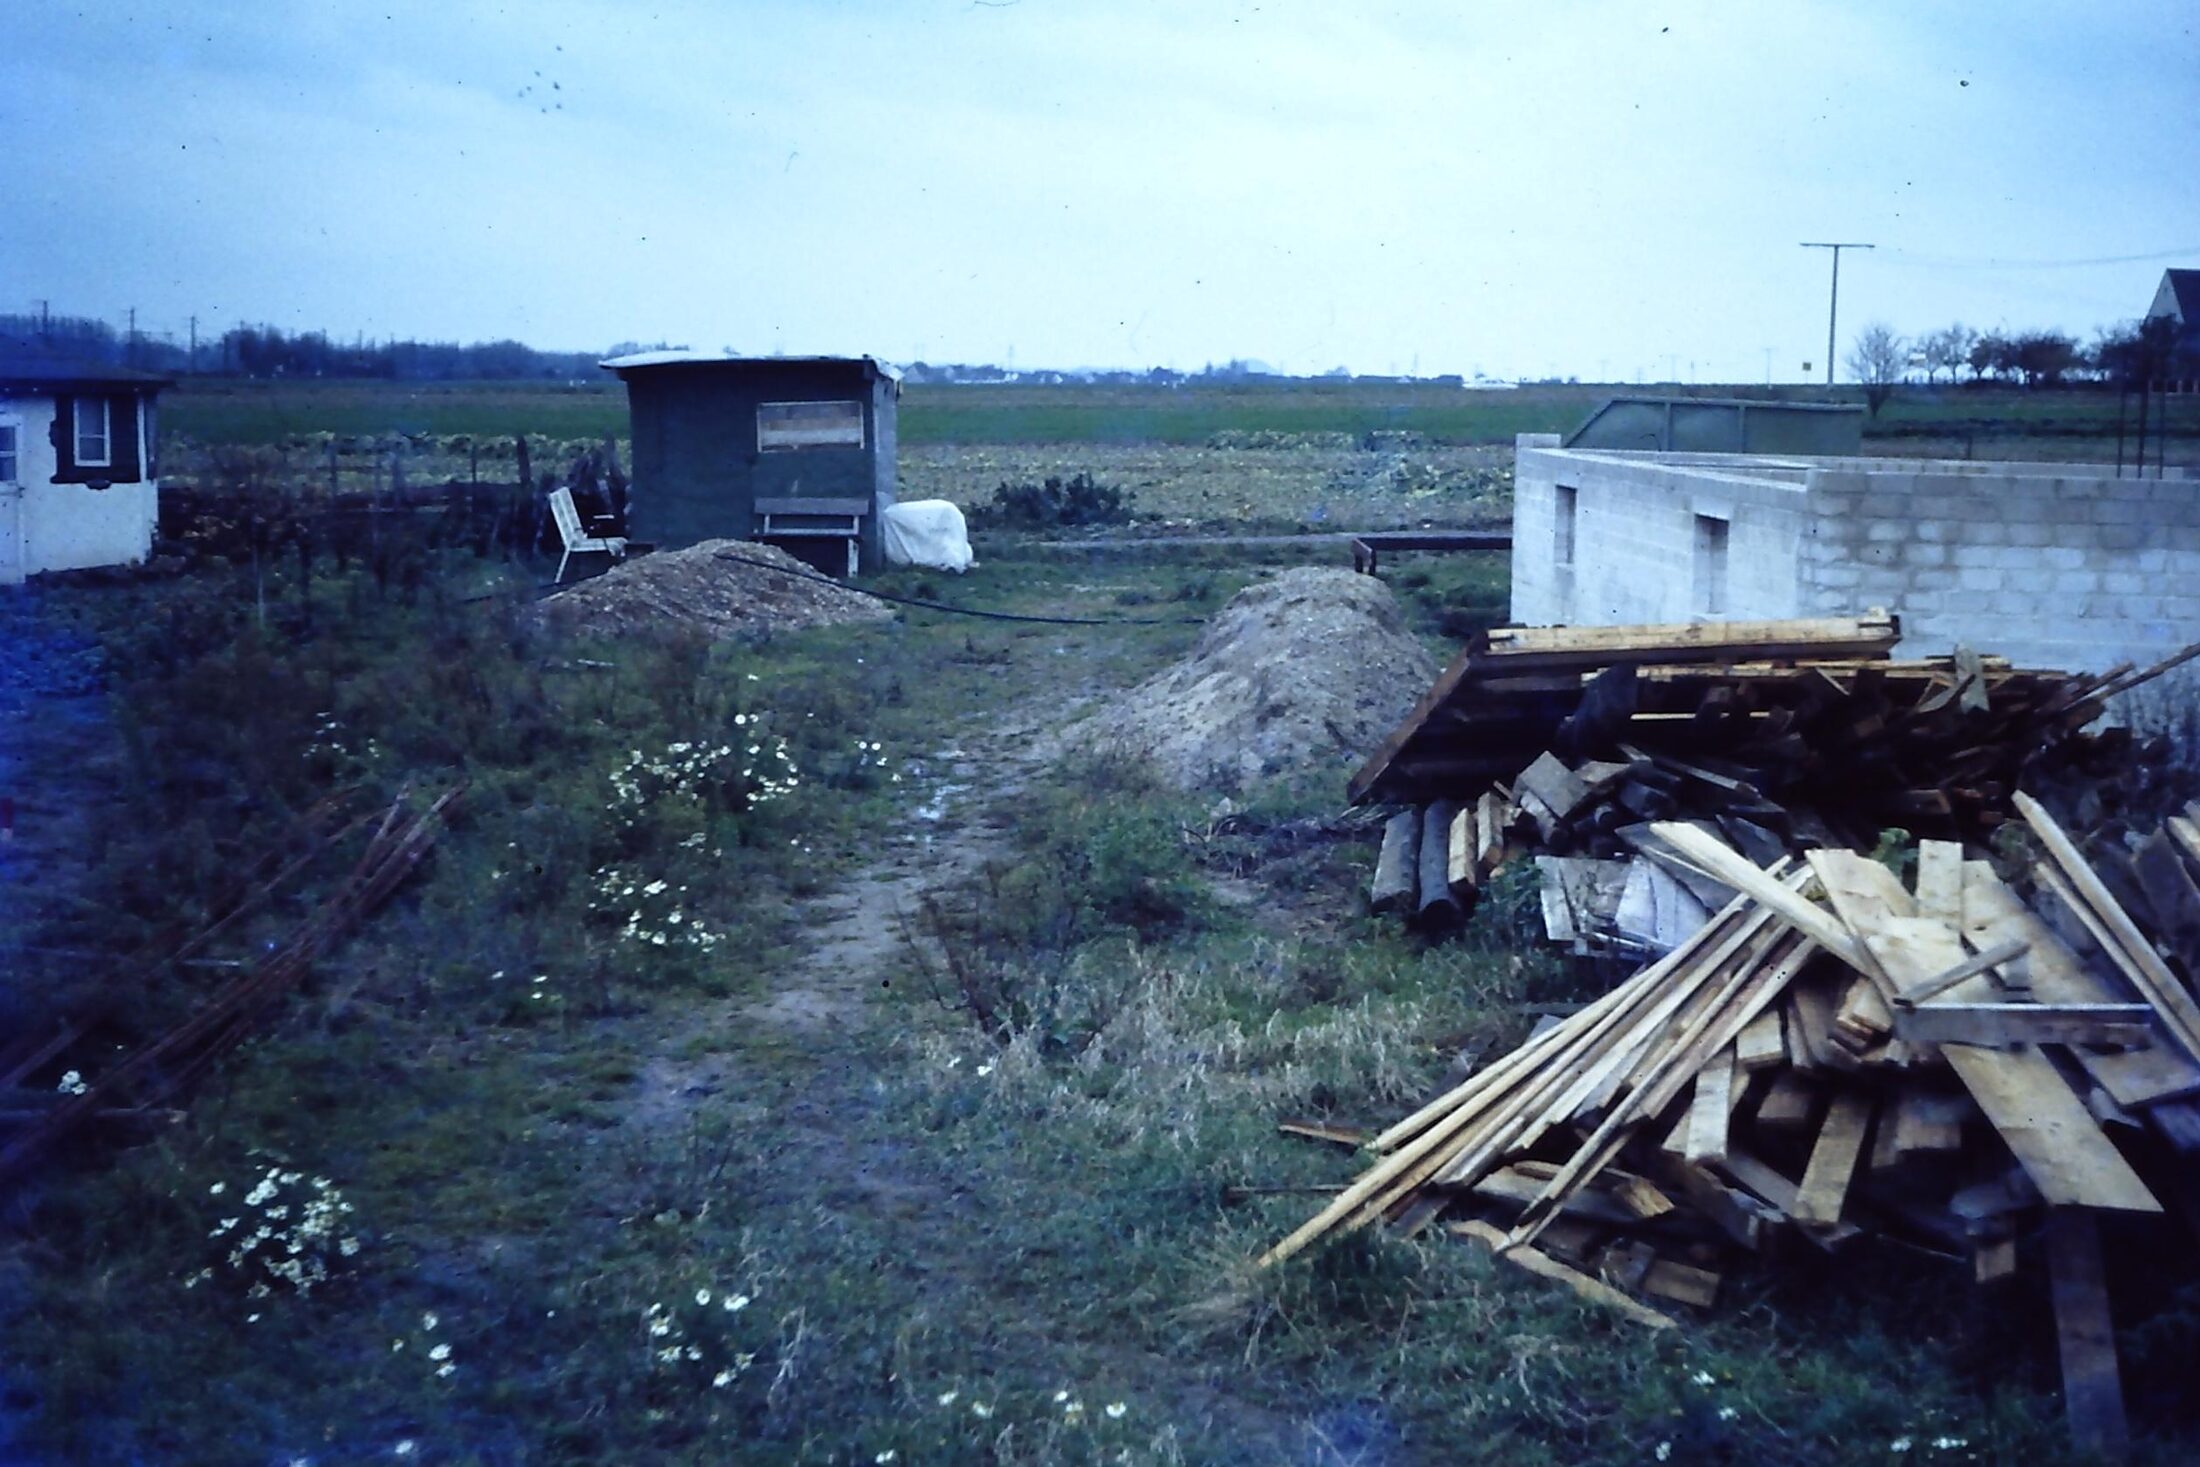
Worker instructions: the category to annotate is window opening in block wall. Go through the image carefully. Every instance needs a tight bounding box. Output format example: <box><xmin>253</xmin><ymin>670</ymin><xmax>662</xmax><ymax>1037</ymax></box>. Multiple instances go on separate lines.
<box><xmin>0</xmin><ymin>422</ymin><xmax>17</xmax><ymax>483</ymax></box>
<box><xmin>1554</xmin><ymin>483</ymin><xmax>1577</xmax><ymax>567</ymax></box>
<box><xmin>1693</xmin><ymin>514</ymin><xmax>1730</xmax><ymax>616</ymax></box>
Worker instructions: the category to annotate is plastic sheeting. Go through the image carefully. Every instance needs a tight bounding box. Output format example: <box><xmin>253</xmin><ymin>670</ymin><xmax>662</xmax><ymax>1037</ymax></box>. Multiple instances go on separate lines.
<box><xmin>880</xmin><ymin>499</ymin><xmax>975</xmax><ymax>572</ymax></box>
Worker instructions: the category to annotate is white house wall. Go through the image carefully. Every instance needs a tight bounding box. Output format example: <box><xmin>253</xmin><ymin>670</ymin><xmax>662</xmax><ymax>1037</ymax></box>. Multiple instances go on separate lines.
<box><xmin>0</xmin><ymin>391</ymin><xmax>158</xmax><ymax>585</ymax></box>
<box><xmin>1509</xmin><ymin>441</ymin><xmax>2200</xmax><ymax>673</ymax></box>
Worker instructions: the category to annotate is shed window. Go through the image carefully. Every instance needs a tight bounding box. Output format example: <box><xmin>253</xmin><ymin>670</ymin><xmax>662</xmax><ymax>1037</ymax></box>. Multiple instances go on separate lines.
<box><xmin>1693</xmin><ymin>514</ymin><xmax>1730</xmax><ymax>616</ymax></box>
<box><xmin>758</xmin><ymin>400</ymin><xmax>864</xmax><ymax>451</ymax></box>
<box><xmin>0</xmin><ymin>423</ymin><xmax>16</xmax><ymax>483</ymax></box>
<box><xmin>75</xmin><ymin>397</ymin><xmax>111</xmax><ymax>467</ymax></box>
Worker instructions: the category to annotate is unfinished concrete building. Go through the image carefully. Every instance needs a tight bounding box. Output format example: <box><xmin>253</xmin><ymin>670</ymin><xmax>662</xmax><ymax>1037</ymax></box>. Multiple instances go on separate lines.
<box><xmin>1510</xmin><ymin>435</ymin><xmax>2200</xmax><ymax>672</ymax></box>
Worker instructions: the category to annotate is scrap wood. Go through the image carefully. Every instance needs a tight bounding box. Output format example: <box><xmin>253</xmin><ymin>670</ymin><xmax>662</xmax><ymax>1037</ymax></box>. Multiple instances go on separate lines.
<box><xmin>1446</xmin><ymin>1218</ymin><xmax>1679</xmax><ymax>1331</ymax></box>
<box><xmin>0</xmin><ymin>787</ymin><xmax>461</xmax><ymax>1189</ymax></box>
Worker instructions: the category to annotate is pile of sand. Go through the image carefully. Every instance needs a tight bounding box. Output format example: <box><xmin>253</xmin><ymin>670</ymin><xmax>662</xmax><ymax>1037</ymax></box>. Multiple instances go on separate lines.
<box><xmin>535</xmin><ymin>540</ymin><xmax>893</xmax><ymax>641</ymax></box>
<box><xmin>1071</xmin><ymin>568</ymin><xmax>1440</xmax><ymax>793</ymax></box>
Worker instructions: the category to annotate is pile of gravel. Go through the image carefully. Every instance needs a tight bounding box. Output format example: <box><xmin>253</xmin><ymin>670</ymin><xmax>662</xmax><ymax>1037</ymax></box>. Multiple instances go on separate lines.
<box><xmin>1070</xmin><ymin>568</ymin><xmax>1440</xmax><ymax>793</ymax></box>
<box><xmin>535</xmin><ymin>540</ymin><xmax>893</xmax><ymax>641</ymax></box>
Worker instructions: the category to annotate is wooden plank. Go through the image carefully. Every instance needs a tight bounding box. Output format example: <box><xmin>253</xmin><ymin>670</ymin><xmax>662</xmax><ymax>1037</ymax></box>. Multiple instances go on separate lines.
<box><xmin>1640</xmin><ymin>1257</ymin><xmax>1722</xmax><ymax>1310</ymax></box>
<box><xmin>1480</xmin><ymin>613</ymin><xmax>1900</xmax><ymax>666</ymax></box>
<box><xmin>1734</xmin><ymin>1005</ymin><xmax>1786</xmax><ymax>1072</ymax></box>
<box><xmin>2044</xmin><ymin>1209</ymin><xmax>2130</xmax><ymax>1461</ymax></box>
<box><xmin>1791</xmin><ymin>1091</ymin><xmax>1874</xmax><ymax>1227</ymax></box>
<box><xmin>1683</xmin><ymin>1047</ymin><xmax>1737</xmax><ymax>1165</ymax></box>
<box><xmin>1370</xmin><ymin>809</ymin><xmax>1419</xmax><ymax>914</ymax></box>
<box><xmin>1892</xmin><ymin>938</ymin><xmax>2030</xmax><ymax>1007</ymax></box>
<box><xmin>1888</xmin><ymin>1087</ymin><xmax>1968</xmax><ymax>1161</ymax></box>
<box><xmin>1474</xmin><ymin>791</ymin><xmax>1505</xmax><ymax>871</ymax></box>
<box><xmin>2017</xmin><ymin>790</ymin><xmax>2200</xmax><ymax>1061</ymax></box>
<box><xmin>1894</xmin><ymin>1004</ymin><xmax>2155</xmax><ymax>1050</ymax></box>
<box><xmin>1962</xmin><ymin>861</ymin><xmax>2200</xmax><ymax>1108</ymax></box>
<box><xmin>1755</xmin><ymin>1071</ymin><xmax>1819</xmax><ymax>1135</ymax></box>
<box><xmin>1447</xmin><ymin>805</ymin><xmax>1478</xmax><ymax>897</ymax></box>
<box><xmin>1656</xmin><ymin>824</ymin><xmax>1876</xmax><ymax>979</ymax></box>
<box><xmin>1914</xmin><ymin>839</ymin><xmax>1966</xmax><ymax>926</ymax></box>
<box><xmin>1516</xmin><ymin>752</ymin><xmax>1592</xmax><ymax>822</ymax></box>
<box><xmin>1446</xmin><ymin>1219</ymin><xmax>1678</xmax><ymax>1331</ymax></box>
<box><xmin>1277</xmin><ymin>1120</ymin><xmax>1374</xmax><ymax>1149</ymax></box>
<box><xmin>1812</xmin><ymin>856</ymin><xmax>2162</xmax><ymax>1213</ymax></box>
<box><xmin>2131</xmin><ymin>829</ymin><xmax>2200</xmax><ymax>976</ymax></box>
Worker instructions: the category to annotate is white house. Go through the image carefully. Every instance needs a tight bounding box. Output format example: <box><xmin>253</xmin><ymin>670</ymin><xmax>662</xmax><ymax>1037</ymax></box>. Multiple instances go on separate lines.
<box><xmin>0</xmin><ymin>340</ymin><xmax>170</xmax><ymax>585</ymax></box>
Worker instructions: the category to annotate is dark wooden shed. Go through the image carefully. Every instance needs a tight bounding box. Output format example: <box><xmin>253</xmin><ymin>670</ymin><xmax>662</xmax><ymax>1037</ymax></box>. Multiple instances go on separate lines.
<box><xmin>601</xmin><ymin>352</ymin><xmax>900</xmax><ymax>573</ymax></box>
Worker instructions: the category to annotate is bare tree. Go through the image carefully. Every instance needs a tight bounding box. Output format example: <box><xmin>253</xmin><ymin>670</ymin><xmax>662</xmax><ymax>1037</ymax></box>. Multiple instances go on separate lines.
<box><xmin>1918</xmin><ymin>324</ymin><xmax>1976</xmax><ymax>385</ymax></box>
<box><xmin>1845</xmin><ymin>323</ymin><xmax>1907</xmax><ymax>416</ymax></box>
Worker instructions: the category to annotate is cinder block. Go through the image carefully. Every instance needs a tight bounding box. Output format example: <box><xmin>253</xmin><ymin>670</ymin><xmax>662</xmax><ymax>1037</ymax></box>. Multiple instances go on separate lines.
<box><xmin>2052</xmin><ymin>570</ymin><xmax>2101</xmax><ymax>595</ymax></box>
<box><xmin>2039</xmin><ymin>545</ymin><xmax>2088</xmax><ymax>570</ymax></box>
<box><xmin>1957</xmin><ymin>567</ymin><xmax>2005</xmax><ymax>593</ymax></box>
<box><xmin>2102</xmin><ymin>570</ymin><xmax>2148</xmax><ymax>595</ymax></box>
<box><xmin>1902</xmin><ymin>541</ymin><xmax>1948</xmax><ymax>567</ymax></box>
<box><xmin>2097</xmin><ymin>525</ymin><xmax>2148</xmax><ymax>552</ymax></box>
<box><xmin>1950</xmin><ymin>545</ymin><xmax>2001</xmax><ymax>569</ymax></box>
<box><xmin>1911</xmin><ymin>520</ymin><xmax>1952</xmax><ymax>543</ymax></box>
<box><xmin>1864</xmin><ymin>520</ymin><xmax>1908</xmax><ymax>543</ymax></box>
<box><xmin>1909</xmin><ymin>568</ymin><xmax>1958</xmax><ymax>592</ymax></box>
<box><xmin>2007</xmin><ymin>523</ymin><xmax>2054</xmax><ymax>548</ymax></box>
<box><xmin>2091</xmin><ymin>499</ymin><xmax>2152</xmax><ymax>525</ymax></box>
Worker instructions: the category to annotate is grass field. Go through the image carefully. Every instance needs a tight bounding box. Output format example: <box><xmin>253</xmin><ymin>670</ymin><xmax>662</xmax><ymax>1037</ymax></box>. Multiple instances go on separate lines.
<box><xmin>161</xmin><ymin>376</ymin><xmax>2200</xmax><ymax>457</ymax></box>
<box><xmin>11</xmin><ymin>538</ymin><xmax>2175</xmax><ymax>1464</ymax></box>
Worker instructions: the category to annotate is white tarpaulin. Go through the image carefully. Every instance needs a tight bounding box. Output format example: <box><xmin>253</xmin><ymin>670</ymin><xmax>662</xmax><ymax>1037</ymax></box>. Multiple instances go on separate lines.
<box><xmin>880</xmin><ymin>500</ymin><xmax>975</xmax><ymax>572</ymax></box>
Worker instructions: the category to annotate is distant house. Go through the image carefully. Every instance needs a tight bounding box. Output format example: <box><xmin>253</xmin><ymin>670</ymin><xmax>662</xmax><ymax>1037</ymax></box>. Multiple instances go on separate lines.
<box><xmin>0</xmin><ymin>339</ymin><xmax>171</xmax><ymax>585</ymax></box>
<box><xmin>2146</xmin><ymin>268</ymin><xmax>2200</xmax><ymax>391</ymax></box>
<box><xmin>601</xmin><ymin>352</ymin><xmax>899</xmax><ymax>573</ymax></box>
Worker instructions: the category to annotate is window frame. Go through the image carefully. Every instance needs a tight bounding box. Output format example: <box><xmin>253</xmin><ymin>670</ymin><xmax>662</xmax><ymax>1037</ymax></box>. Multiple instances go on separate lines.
<box><xmin>0</xmin><ymin>420</ymin><xmax>19</xmax><ymax>484</ymax></box>
<box><xmin>74</xmin><ymin>396</ymin><xmax>112</xmax><ymax>468</ymax></box>
<box><xmin>756</xmin><ymin>398</ymin><xmax>866</xmax><ymax>453</ymax></box>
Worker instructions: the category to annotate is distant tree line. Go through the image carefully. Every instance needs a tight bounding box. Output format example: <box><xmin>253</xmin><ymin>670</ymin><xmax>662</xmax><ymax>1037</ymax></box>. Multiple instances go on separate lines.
<box><xmin>0</xmin><ymin>313</ymin><xmax>653</xmax><ymax>382</ymax></box>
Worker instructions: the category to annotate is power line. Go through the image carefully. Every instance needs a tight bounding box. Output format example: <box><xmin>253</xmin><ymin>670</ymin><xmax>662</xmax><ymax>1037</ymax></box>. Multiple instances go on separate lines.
<box><xmin>1801</xmin><ymin>242</ymin><xmax>1874</xmax><ymax>387</ymax></box>
<box><xmin>1876</xmin><ymin>244</ymin><xmax>2200</xmax><ymax>271</ymax></box>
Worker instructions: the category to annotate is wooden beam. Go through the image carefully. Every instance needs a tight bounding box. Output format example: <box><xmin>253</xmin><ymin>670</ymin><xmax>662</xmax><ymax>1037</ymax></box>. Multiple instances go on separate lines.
<box><xmin>2017</xmin><ymin>790</ymin><xmax>2200</xmax><ymax>1062</ymax></box>
<box><xmin>1792</xmin><ymin>1091</ymin><xmax>1874</xmax><ymax>1228</ymax></box>
<box><xmin>1734</xmin><ymin>1005</ymin><xmax>1786</xmax><ymax>1071</ymax></box>
<box><xmin>1892</xmin><ymin>939</ymin><xmax>2030</xmax><ymax>1007</ymax></box>
<box><xmin>2044</xmin><ymin>1209</ymin><xmax>2131</xmax><ymax>1461</ymax></box>
<box><xmin>1418</xmin><ymin>802</ymin><xmax>1460</xmax><ymax>922</ymax></box>
<box><xmin>1370</xmin><ymin>809</ymin><xmax>1419</xmax><ymax>914</ymax></box>
<box><xmin>1893</xmin><ymin>1003</ymin><xmax>2154</xmax><ymax>1050</ymax></box>
<box><xmin>1446</xmin><ymin>1218</ymin><xmax>1678</xmax><ymax>1331</ymax></box>
<box><xmin>1683</xmin><ymin>1047</ymin><xmax>1737</xmax><ymax>1165</ymax></box>
<box><xmin>1656</xmin><ymin>824</ymin><xmax>1876</xmax><ymax>978</ymax></box>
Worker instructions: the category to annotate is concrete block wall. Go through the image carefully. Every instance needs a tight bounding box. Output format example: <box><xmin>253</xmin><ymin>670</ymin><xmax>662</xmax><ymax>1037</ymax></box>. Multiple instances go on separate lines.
<box><xmin>1800</xmin><ymin>464</ymin><xmax>2200</xmax><ymax>671</ymax></box>
<box><xmin>1508</xmin><ymin>444</ymin><xmax>2200</xmax><ymax>673</ymax></box>
<box><xmin>1512</xmin><ymin>444</ymin><xmax>1809</xmax><ymax>626</ymax></box>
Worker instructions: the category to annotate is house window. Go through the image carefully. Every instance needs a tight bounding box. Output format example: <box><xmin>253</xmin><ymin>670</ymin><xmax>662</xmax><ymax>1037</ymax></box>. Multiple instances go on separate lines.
<box><xmin>757</xmin><ymin>400</ymin><xmax>864</xmax><ymax>451</ymax></box>
<box><xmin>0</xmin><ymin>423</ymin><xmax>17</xmax><ymax>484</ymax></box>
<box><xmin>1693</xmin><ymin>514</ymin><xmax>1730</xmax><ymax>616</ymax></box>
<box><xmin>1554</xmin><ymin>484</ymin><xmax>1577</xmax><ymax>567</ymax></box>
<box><xmin>75</xmin><ymin>397</ymin><xmax>111</xmax><ymax>467</ymax></box>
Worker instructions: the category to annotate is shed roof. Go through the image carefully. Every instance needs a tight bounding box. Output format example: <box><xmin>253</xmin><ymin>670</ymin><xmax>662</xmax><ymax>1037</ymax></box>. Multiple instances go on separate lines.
<box><xmin>599</xmin><ymin>351</ymin><xmax>902</xmax><ymax>382</ymax></box>
<box><xmin>0</xmin><ymin>336</ymin><xmax>173</xmax><ymax>392</ymax></box>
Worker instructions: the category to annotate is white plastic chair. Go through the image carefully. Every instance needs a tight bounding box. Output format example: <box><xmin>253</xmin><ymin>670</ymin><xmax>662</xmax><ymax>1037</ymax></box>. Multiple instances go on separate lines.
<box><xmin>550</xmin><ymin>486</ymin><xmax>627</xmax><ymax>582</ymax></box>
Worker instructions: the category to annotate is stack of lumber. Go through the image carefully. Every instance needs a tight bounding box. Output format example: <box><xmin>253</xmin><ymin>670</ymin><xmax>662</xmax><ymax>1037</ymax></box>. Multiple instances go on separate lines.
<box><xmin>1284</xmin><ymin>794</ymin><xmax>2200</xmax><ymax>1457</ymax></box>
<box><xmin>1362</xmin><ymin>619</ymin><xmax>2200</xmax><ymax>931</ymax></box>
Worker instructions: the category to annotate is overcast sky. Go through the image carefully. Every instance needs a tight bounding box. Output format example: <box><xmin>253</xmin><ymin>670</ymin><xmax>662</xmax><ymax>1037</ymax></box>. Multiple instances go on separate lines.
<box><xmin>6</xmin><ymin>1</ymin><xmax>2196</xmax><ymax>380</ymax></box>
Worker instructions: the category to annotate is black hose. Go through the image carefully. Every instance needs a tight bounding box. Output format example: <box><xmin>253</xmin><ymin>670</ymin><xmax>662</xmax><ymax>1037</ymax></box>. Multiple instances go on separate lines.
<box><xmin>708</xmin><ymin>553</ymin><xmax>1205</xmax><ymax>626</ymax></box>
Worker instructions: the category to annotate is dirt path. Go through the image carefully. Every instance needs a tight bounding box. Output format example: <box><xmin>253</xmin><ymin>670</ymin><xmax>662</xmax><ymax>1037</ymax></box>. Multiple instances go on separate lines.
<box><xmin>613</xmin><ymin>701</ymin><xmax>1334</xmax><ymax>1462</ymax></box>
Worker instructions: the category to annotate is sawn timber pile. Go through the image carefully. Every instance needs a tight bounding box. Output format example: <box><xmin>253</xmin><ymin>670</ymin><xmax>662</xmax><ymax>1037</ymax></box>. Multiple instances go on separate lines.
<box><xmin>1273</xmin><ymin>799</ymin><xmax>2200</xmax><ymax>1455</ymax></box>
<box><xmin>1357</xmin><ymin>614</ymin><xmax>2200</xmax><ymax>935</ymax></box>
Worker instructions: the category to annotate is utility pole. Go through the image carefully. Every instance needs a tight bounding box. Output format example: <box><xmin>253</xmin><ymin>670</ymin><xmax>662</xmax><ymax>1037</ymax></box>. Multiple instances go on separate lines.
<box><xmin>36</xmin><ymin>299</ymin><xmax>49</xmax><ymax>334</ymax></box>
<box><xmin>188</xmin><ymin>315</ymin><xmax>198</xmax><ymax>374</ymax></box>
<box><xmin>126</xmin><ymin>306</ymin><xmax>137</xmax><ymax>366</ymax></box>
<box><xmin>1801</xmin><ymin>242</ymin><xmax>1873</xmax><ymax>386</ymax></box>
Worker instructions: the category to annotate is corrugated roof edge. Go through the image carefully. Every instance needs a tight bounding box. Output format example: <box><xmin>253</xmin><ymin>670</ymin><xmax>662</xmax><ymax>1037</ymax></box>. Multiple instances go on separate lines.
<box><xmin>598</xmin><ymin>351</ymin><xmax>902</xmax><ymax>382</ymax></box>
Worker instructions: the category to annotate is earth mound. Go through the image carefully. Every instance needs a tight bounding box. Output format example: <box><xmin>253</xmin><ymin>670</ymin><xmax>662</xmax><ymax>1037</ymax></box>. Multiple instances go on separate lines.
<box><xmin>1071</xmin><ymin>568</ymin><xmax>1440</xmax><ymax>792</ymax></box>
<box><xmin>535</xmin><ymin>540</ymin><xmax>892</xmax><ymax>641</ymax></box>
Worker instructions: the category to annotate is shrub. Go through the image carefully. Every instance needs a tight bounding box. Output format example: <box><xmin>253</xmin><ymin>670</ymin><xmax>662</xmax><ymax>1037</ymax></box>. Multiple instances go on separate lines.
<box><xmin>969</xmin><ymin>472</ymin><xmax>1133</xmax><ymax>530</ymax></box>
